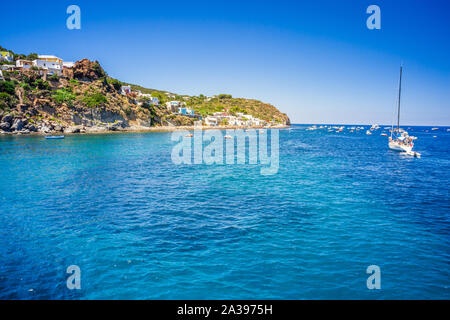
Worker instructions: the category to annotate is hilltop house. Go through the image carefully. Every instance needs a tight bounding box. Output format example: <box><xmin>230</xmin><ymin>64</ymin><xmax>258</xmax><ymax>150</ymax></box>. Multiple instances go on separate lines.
<box><xmin>145</xmin><ymin>96</ymin><xmax>160</xmax><ymax>105</ymax></box>
<box><xmin>164</xmin><ymin>92</ymin><xmax>176</xmax><ymax>99</ymax></box>
<box><xmin>150</xmin><ymin>97</ymin><xmax>160</xmax><ymax>105</ymax></box>
<box><xmin>137</xmin><ymin>92</ymin><xmax>160</xmax><ymax>105</ymax></box>
<box><xmin>178</xmin><ymin>107</ymin><xmax>195</xmax><ymax>116</ymax></box>
<box><xmin>0</xmin><ymin>51</ymin><xmax>13</xmax><ymax>62</ymax></box>
<box><xmin>166</xmin><ymin>101</ymin><xmax>182</xmax><ymax>112</ymax></box>
<box><xmin>63</xmin><ymin>61</ymin><xmax>75</xmax><ymax>68</ymax></box>
<box><xmin>0</xmin><ymin>64</ymin><xmax>16</xmax><ymax>71</ymax></box>
<box><xmin>38</xmin><ymin>55</ymin><xmax>63</xmax><ymax>65</ymax></box>
<box><xmin>16</xmin><ymin>59</ymin><xmax>33</xmax><ymax>69</ymax></box>
<box><xmin>120</xmin><ymin>86</ymin><xmax>132</xmax><ymax>95</ymax></box>
<box><xmin>32</xmin><ymin>55</ymin><xmax>63</xmax><ymax>75</ymax></box>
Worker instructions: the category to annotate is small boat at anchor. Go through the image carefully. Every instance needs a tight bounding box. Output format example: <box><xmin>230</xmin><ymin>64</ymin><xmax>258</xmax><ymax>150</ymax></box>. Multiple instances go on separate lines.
<box><xmin>45</xmin><ymin>136</ymin><xmax>65</xmax><ymax>139</ymax></box>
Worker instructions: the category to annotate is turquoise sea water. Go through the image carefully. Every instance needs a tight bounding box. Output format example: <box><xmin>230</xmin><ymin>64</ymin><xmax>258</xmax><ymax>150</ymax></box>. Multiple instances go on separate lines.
<box><xmin>0</xmin><ymin>125</ymin><xmax>449</xmax><ymax>299</ymax></box>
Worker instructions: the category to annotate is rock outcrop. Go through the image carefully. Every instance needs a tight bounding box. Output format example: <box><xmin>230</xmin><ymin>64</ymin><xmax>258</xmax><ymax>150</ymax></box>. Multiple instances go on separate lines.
<box><xmin>72</xmin><ymin>59</ymin><xmax>106</xmax><ymax>81</ymax></box>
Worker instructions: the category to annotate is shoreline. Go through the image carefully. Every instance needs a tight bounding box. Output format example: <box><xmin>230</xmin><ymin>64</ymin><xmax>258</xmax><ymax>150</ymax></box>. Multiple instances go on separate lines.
<box><xmin>0</xmin><ymin>124</ymin><xmax>291</xmax><ymax>136</ymax></box>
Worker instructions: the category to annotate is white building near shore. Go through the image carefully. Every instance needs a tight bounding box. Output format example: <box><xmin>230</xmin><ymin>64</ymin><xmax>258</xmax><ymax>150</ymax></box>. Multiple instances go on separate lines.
<box><xmin>205</xmin><ymin>116</ymin><xmax>218</xmax><ymax>126</ymax></box>
<box><xmin>202</xmin><ymin>110</ymin><xmax>265</xmax><ymax>127</ymax></box>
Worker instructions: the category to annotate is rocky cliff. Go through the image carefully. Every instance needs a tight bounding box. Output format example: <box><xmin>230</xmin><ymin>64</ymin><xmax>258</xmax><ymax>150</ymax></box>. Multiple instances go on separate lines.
<box><xmin>0</xmin><ymin>57</ymin><xmax>290</xmax><ymax>134</ymax></box>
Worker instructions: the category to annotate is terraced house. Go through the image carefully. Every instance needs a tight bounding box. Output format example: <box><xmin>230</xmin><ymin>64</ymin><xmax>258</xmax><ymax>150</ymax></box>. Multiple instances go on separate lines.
<box><xmin>32</xmin><ymin>55</ymin><xmax>63</xmax><ymax>75</ymax></box>
<box><xmin>0</xmin><ymin>51</ymin><xmax>13</xmax><ymax>62</ymax></box>
<box><xmin>16</xmin><ymin>59</ymin><xmax>33</xmax><ymax>69</ymax></box>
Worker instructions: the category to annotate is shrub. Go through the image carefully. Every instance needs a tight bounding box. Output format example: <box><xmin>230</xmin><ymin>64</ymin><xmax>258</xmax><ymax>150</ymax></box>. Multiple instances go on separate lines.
<box><xmin>20</xmin><ymin>82</ymin><xmax>31</xmax><ymax>91</ymax></box>
<box><xmin>229</xmin><ymin>106</ymin><xmax>246</xmax><ymax>115</ymax></box>
<box><xmin>33</xmin><ymin>79</ymin><xmax>50</xmax><ymax>90</ymax></box>
<box><xmin>0</xmin><ymin>80</ymin><xmax>15</xmax><ymax>95</ymax></box>
<box><xmin>0</xmin><ymin>92</ymin><xmax>13</xmax><ymax>111</ymax></box>
<box><xmin>92</xmin><ymin>61</ymin><xmax>106</xmax><ymax>77</ymax></box>
<box><xmin>0</xmin><ymin>92</ymin><xmax>11</xmax><ymax>102</ymax></box>
<box><xmin>125</xmin><ymin>107</ymin><xmax>133</xmax><ymax>116</ymax></box>
<box><xmin>20</xmin><ymin>73</ymin><xmax>34</xmax><ymax>85</ymax></box>
<box><xmin>49</xmin><ymin>73</ymin><xmax>59</xmax><ymax>81</ymax></box>
<box><xmin>53</xmin><ymin>88</ymin><xmax>76</xmax><ymax>106</ymax></box>
<box><xmin>108</xmin><ymin>78</ymin><xmax>122</xmax><ymax>91</ymax></box>
<box><xmin>26</xmin><ymin>53</ymin><xmax>38</xmax><ymax>60</ymax></box>
<box><xmin>82</xmin><ymin>92</ymin><xmax>107</xmax><ymax>108</ymax></box>
<box><xmin>150</xmin><ymin>91</ymin><xmax>166</xmax><ymax>104</ymax></box>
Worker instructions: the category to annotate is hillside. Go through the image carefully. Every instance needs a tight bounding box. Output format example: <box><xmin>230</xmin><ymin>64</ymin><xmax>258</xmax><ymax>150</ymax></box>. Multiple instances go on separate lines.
<box><xmin>0</xmin><ymin>47</ymin><xmax>290</xmax><ymax>134</ymax></box>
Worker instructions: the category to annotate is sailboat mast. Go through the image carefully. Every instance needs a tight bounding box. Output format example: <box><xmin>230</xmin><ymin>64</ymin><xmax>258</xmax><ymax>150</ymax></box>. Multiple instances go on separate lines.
<box><xmin>397</xmin><ymin>65</ymin><xmax>403</xmax><ymax>132</ymax></box>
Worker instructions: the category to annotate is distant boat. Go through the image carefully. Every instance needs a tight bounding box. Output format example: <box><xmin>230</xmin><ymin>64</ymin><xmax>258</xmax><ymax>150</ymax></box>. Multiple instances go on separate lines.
<box><xmin>381</xmin><ymin>133</ymin><xmax>387</xmax><ymax>136</ymax></box>
<box><xmin>224</xmin><ymin>135</ymin><xmax>232</xmax><ymax>139</ymax></box>
<box><xmin>431</xmin><ymin>127</ymin><xmax>439</xmax><ymax>130</ymax></box>
<box><xmin>45</xmin><ymin>136</ymin><xmax>64</xmax><ymax>139</ymax></box>
<box><xmin>388</xmin><ymin>65</ymin><xmax>420</xmax><ymax>157</ymax></box>
<box><xmin>366</xmin><ymin>130</ymin><xmax>372</xmax><ymax>135</ymax></box>
<box><xmin>185</xmin><ymin>133</ymin><xmax>193</xmax><ymax>137</ymax></box>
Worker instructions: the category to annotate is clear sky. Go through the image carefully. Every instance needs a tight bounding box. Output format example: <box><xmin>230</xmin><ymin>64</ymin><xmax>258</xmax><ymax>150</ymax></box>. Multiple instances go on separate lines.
<box><xmin>1</xmin><ymin>0</ymin><xmax>449</xmax><ymax>125</ymax></box>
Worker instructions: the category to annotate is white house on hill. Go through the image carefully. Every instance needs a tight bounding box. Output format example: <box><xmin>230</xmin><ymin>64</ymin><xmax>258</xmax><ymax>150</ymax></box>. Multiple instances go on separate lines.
<box><xmin>166</xmin><ymin>101</ymin><xmax>182</xmax><ymax>112</ymax></box>
<box><xmin>63</xmin><ymin>61</ymin><xmax>75</xmax><ymax>68</ymax></box>
<box><xmin>120</xmin><ymin>86</ymin><xmax>132</xmax><ymax>95</ymax></box>
<box><xmin>0</xmin><ymin>52</ymin><xmax>13</xmax><ymax>62</ymax></box>
<box><xmin>16</xmin><ymin>59</ymin><xmax>33</xmax><ymax>69</ymax></box>
<box><xmin>32</xmin><ymin>55</ymin><xmax>64</xmax><ymax>75</ymax></box>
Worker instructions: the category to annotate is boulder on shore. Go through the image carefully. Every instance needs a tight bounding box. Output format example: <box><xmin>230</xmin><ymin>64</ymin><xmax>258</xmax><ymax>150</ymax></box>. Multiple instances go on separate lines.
<box><xmin>2</xmin><ymin>114</ymin><xmax>13</xmax><ymax>124</ymax></box>
<box><xmin>0</xmin><ymin>122</ymin><xmax>11</xmax><ymax>131</ymax></box>
<box><xmin>10</xmin><ymin>119</ymin><xmax>24</xmax><ymax>131</ymax></box>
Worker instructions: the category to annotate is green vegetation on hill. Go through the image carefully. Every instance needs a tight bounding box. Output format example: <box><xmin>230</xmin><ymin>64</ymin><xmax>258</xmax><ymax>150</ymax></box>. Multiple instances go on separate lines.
<box><xmin>0</xmin><ymin>45</ymin><xmax>290</xmax><ymax>132</ymax></box>
<box><xmin>82</xmin><ymin>91</ymin><xmax>108</xmax><ymax>108</ymax></box>
<box><xmin>52</xmin><ymin>88</ymin><xmax>76</xmax><ymax>106</ymax></box>
<box><xmin>183</xmin><ymin>95</ymin><xmax>289</xmax><ymax>124</ymax></box>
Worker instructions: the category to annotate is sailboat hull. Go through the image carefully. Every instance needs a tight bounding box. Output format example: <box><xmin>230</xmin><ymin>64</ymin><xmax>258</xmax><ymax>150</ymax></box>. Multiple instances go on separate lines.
<box><xmin>389</xmin><ymin>141</ymin><xmax>412</xmax><ymax>153</ymax></box>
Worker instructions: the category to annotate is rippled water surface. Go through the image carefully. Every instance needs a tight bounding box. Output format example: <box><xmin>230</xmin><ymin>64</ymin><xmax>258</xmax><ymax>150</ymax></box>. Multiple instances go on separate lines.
<box><xmin>0</xmin><ymin>125</ymin><xmax>449</xmax><ymax>299</ymax></box>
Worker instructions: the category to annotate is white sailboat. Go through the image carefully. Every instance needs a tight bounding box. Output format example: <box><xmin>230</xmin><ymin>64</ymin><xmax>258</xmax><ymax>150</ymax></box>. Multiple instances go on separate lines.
<box><xmin>388</xmin><ymin>65</ymin><xmax>420</xmax><ymax>157</ymax></box>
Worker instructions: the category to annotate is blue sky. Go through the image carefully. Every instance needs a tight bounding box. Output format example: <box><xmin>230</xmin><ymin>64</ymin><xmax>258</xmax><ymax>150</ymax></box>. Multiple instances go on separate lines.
<box><xmin>1</xmin><ymin>0</ymin><xmax>449</xmax><ymax>125</ymax></box>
